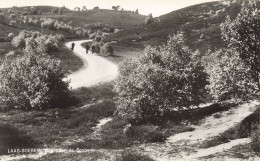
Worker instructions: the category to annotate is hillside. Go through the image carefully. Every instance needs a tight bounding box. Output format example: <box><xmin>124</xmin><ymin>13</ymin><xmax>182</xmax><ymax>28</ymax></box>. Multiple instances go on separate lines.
<box><xmin>36</xmin><ymin>9</ymin><xmax>146</xmax><ymax>30</ymax></box>
<box><xmin>0</xmin><ymin>6</ymin><xmax>145</xmax><ymax>39</ymax></box>
<box><xmin>105</xmin><ymin>1</ymin><xmax>243</xmax><ymax>54</ymax></box>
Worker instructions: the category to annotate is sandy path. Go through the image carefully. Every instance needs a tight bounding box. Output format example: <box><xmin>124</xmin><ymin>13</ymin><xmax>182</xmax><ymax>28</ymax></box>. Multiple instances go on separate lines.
<box><xmin>138</xmin><ymin>100</ymin><xmax>260</xmax><ymax>161</ymax></box>
<box><xmin>65</xmin><ymin>40</ymin><xmax>118</xmax><ymax>89</ymax></box>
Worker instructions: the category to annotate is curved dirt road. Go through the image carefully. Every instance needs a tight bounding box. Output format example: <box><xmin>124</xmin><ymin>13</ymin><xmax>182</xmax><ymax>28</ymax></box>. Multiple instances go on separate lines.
<box><xmin>65</xmin><ymin>40</ymin><xmax>118</xmax><ymax>89</ymax></box>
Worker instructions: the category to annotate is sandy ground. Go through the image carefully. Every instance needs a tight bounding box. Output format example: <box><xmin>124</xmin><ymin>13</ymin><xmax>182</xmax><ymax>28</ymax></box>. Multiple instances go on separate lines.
<box><xmin>65</xmin><ymin>40</ymin><xmax>118</xmax><ymax>89</ymax></box>
<box><xmin>138</xmin><ymin>100</ymin><xmax>260</xmax><ymax>161</ymax></box>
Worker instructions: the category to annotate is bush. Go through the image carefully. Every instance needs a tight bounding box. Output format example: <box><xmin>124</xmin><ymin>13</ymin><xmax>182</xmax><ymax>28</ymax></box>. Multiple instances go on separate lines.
<box><xmin>221</xmin><ymin>0</ymin><xmax>260</xmax><ymax>90</ymax></box>
<box><xmin>11</xmin><ymin>36</ymin><xmax>25</xmax><ymax>48</ymax></box>
<box><xmin>115</xmin><ymin>150</ymin><xmax>155</xmax><ymax>161</ymax></box>
<box><xmin>0</xmin><ymin>48</ymin><xmax>71</xmax><ymax>111</ymax></box>
<box><xmin>100</xmin><ymin>43</ymin><xmax>113</xmax><ymax>56</ymax></box>
<box><xmin>251</xmin><ymin>128</ymin><xmax>260</xmax><ymax>156</ymax></box>
<box><xmin>9</xmin><ymin>20</ymin><xmax>16</xmax><ymax>25</ymax></box>
<box><xmin>9</xmin><ymin>14</ymin><xmax>16</xmax><ymax>19</ymax></box>
<box><xmin>8</xmin><ymin>33</ymin><xmax>15</xmax><ymax>39</ymax></box>
<box><xmin>208</xmin><ymin>0</ymin><xmax>260</xmax><ymax>101</ymax></box>
<box><xmin>145</xmin><ymin>16</ymin><xmax>153</xmax><ymax>25</ymax></box>
<box><xmin>115</xmin><ymin>33</ymin><xmax>208</xmax><ymax>123</ymax></box>
<box><xmin>208</xmin><ymin>49</ymin><xmax>259</xmax><ymax>101</ymax></box>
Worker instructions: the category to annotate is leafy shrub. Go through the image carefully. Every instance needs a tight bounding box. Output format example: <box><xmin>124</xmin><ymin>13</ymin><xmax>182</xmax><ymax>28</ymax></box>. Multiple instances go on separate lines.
<box><xmin>0</xmin><ymin>47</ymin><xmax>71</xmax><ymax>111</ymax></box>
<box><xmin>115</xmin><ymin>33</ymin><xmax>208</xmax><ymax>123</ymax></box>
<box><xmin>208</xmin><ymin>49</ymin><xmax>259</xmax><ymax>101</ymax></box>
<box><xmin>115</xmin><ymin>150</ymin><xmax>155</xmax><ymax>161</ymax></box>
<box><xmin>9</xmin><ymin>14</ymin><xmax>16</xmax><ymax>19</ymax></box>
<box><xmin>100</xmin><ymin>43</ymin><xmax>113</xmax><ymax>56</ymax></box>
<box><xmin>8</xmin><ymin>33</ymin><xmax>15</xmax><ymax>39</ymax></box>
<box><xmin>12</xmin><ymin>30</ymin><xmax>64</xmax><ymax>53</ymax></box>
<box><xmin>9</xmin><ymin>20</ymin><xmax>16</xmax><ymax>25</ymax></box>
<box><xmin>11</xmin><ymin>36</ymin><xmax>25</xmax><ymax>48</ymax></box>
<box><xmin>208</xmin><ymin>0</ymin><xmax>260</xmax><ymax>101</ymax></box>
<box><xmin>145</xmin><ymin>16</ymin><xmax>153</xmax><ymax>25</ymax></box>
<box><xmin>40</xmin><ymin>18</ymin><xmax>56</xmax><ymax>30</ymax></box>
<box><xmin>222</xmin><ymin>0</ymin><xmax>260</xmax><ymax>89</ymax></box>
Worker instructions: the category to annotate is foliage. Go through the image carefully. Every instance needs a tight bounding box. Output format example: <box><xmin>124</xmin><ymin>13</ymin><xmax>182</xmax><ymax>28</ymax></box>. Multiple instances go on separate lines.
<box><xmin>221</xmin><ymin>0</ymin><xmax>260</xmax><ymax>89</ymax></box>
<box><xmin>208</xmin><ymin>49</ymin><xmax>259</xmax><ymax>101</ymax></box>
<box><xmin>209</xmin><ymin>0</ymin><xmax>260</xmax><ymax>101</ymax></box>
<box><xmin>9</xmin><ymin>14</ymin><xmax>16</xmax><ymax>19</ymax></box>
<box><xmin>0</xmin><ymin>47</ymin><xmax>71</xmax><ymax>110</ymax></box>
<box><xmin>112</xmin><ymin>6</ymin><xmax>120</xmax><ymax>11</ymax></box>
<box><xmin>145</xmin><ymin>14</ymin><xmax>153</xmax><ymax>25</ymax></box>
<box><xmin>11</xmin><ymin>30</ymin><xmax>64</xmax><ymax>53</ymax></box>
<box><xmin>145</xmin><ymin>16</ymin><xmax>153</xmax><ymax>25</ymax></box>
<box><xmin>115</xmin><ymin>33</ymin><xmax>208</xmax><ymax>123</ymax></box>
<box><xmin>100</xmin><ymin>43</ymin><xmax>113</xmax><ymax>56</ymax></box>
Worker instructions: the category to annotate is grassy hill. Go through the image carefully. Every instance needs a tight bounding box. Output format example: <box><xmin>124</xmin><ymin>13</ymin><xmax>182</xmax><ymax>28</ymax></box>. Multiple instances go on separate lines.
<box><xmin>105</xmin><ymin>1</ymin><xmax>243</xmax><ymax>54</ymax></box>
<box><xmin>36</xmin><ymin>9</ymin><xmax>146</xmax><ymax>30</ymax></box>
<box><xmin>0</xmin><ymin>6</ymin><xmax>145</xmax><ymax>39</ymax></box>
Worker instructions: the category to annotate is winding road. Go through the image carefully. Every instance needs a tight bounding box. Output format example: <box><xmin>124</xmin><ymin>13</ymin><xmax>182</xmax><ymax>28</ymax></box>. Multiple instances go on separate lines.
<box><xmin>65</xmin><ymin>40</ymin><xmax>118</xmax><ymax>89</ymax></box>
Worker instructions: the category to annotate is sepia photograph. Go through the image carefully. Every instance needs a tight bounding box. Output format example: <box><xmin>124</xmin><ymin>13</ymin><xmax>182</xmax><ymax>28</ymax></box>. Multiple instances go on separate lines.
<box><xmin>0</xmin><ymin>0</ymin><xmax>259</xmax><ymax>160</ymax></box>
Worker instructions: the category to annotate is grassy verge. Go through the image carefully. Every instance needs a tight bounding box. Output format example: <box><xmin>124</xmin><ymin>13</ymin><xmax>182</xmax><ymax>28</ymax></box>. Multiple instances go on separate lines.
<box><xmin>0</xmin><ymin>42</ymin><xmax>83</xmax><ymax>74</ymax></box>
<box><xmin>107</xmin><ymin>43</ymin><xmax>144</xmax><ymax>64</ymax></box>
<box><xmin>48</xmin><ymin>44</ymin><xmax>84</xmax><ymax>73</ymax></box>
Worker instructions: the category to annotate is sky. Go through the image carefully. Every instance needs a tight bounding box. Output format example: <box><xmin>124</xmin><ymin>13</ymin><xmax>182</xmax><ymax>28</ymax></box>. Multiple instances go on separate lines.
<box><xmin>0</xmin><ymin>0</ymin><xmax>221</xmax><ymax>17</ymax></box>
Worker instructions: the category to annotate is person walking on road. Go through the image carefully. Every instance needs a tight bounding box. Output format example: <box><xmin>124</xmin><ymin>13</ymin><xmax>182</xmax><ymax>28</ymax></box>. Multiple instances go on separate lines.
<box><xmin>71</xmin><ymin>42</ymin><xmax>75</xmax><ymax>51</ymax></box>
<box><xmin>91</xmin><ymin>45</ymin><xmax>95</xmax><ymax>54</ymax></box>
<box><xmin>85</xmin><ymin>44</ymin><xmax>90</xmax><ymax>54</ymax></box>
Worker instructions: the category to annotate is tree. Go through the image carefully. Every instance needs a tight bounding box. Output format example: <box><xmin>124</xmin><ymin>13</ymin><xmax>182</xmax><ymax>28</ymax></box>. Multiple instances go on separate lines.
<box><xmin>58</xmin><ymin>7</ymin><xmax>63</xmax><ymax>14</ymax></box>
<box><xmin>145</xmin><ymin>17</ymin><xmax>153</xmax><ymax>25</ymax></box>
<box><xmin>221</xmin><ymin>0</ymin><xmax>260</xmax><ymax>89</ymax></box>
<box><xmin>115</xmin><ymin>33</ymin><xmax>208</xmax><ymax>123</ymax></box>
<box><xmin>52</xmin><ymin>8</ymin><xmax>59</xmax><ymax>14</ymax></box>
<box><xmin>101</xmin><ymin>43</ymin><xmax>113</xmax><ymax>56</ymax></box>
<box><xmin>209</xmin><ymin>0</ymin><xmax>260</xmax><ymax>101</ymax></box>
<box><xmin>208</xmin><ymin>49</ymin><xmax>259</xmax><ymax>101</ymax></box>
<box><xmin>74</xmin><ymin>7</ymin><xmax>80</xmax><ymax>12</ymax></box>
<box><xmin>9</xmin><ymin>14</ymin><xmax>16</xmax><ymax>19</ymax></box>
<box><xmin>112</xmin><ymin>5</ymin><xmax>120</xmax><ymax>11</ymax></box>
<box><xmin>93</xmin><ymin>6</ymin><xmax>99</xmax><ymax>10</ymax></box>
<box><xmin>135</xmin><ymin>9</ymin><xmax>139</xmax><ymax>14</ymax></box>
<box><xmin>82</xmin><ymin>6</ymin><xmax>87</xmax><ymax>11</ymax></box>
<box><xmin>0</xmin><ymin>44</ymin><xmax>71</xmax><ymax>111</ymax></box>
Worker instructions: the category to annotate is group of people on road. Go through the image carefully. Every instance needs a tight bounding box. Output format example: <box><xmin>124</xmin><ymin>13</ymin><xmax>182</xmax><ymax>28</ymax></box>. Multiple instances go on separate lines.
<box><xmin>70</xmin><ymin>42</ymin><xmax>94</xmax><ymax>54</ymax></box>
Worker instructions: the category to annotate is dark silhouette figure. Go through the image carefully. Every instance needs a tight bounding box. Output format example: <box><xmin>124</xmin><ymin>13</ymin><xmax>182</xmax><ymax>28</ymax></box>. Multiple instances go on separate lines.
<box><xmin>91</xmin><ymin>45</ymin><xmax>95</xmax><ymax>54</ymax></box>
<box><xmin>85</xmin><ymin>44</ymin><xmax>90</xmax><ymax>54</ymax></box>
<box><xmin>71</xmin><ymin>42</ymin><xmax>75</xmax><ymax>51</ymax></box>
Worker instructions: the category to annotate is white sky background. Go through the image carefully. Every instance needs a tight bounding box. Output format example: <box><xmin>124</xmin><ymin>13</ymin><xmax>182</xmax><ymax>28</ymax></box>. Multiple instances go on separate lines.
<box><xmin>0</xmin><ymin>0</ymin><xmax>220</xmax><ymax>17</ymax></box>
